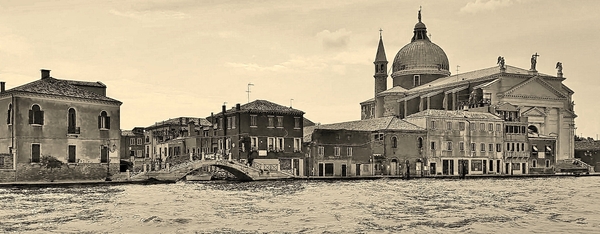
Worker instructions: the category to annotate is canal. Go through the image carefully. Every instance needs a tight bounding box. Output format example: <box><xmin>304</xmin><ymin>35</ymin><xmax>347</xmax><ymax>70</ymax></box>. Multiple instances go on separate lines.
<box><xmin>1</xmin><ymin>177</ymin><xmax>599</xmax><ymax>233</ymax></box>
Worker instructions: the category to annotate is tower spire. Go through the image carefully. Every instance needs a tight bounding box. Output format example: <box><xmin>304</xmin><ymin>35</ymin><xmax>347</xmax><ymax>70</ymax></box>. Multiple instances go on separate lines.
<box><xmin>374</xmin><ymin>29</ymin><xmax>387</xmax><ymax>63</ymax></box>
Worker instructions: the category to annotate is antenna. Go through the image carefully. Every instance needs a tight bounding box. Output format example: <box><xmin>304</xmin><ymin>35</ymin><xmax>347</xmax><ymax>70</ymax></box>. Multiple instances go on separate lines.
<box><xmin>290</xmin><ymin>99</ymin><xmax>294</xmax><ymax>108</ymax></box>
<box><xmin>246</xmin><ymin>83</ymin><xmax>254</xmax><ymax>103</ymax></box>
<box><xmin>456</xmin><ymin>65</ymin><xmax>460</xmax><ymax>82</ymax></box>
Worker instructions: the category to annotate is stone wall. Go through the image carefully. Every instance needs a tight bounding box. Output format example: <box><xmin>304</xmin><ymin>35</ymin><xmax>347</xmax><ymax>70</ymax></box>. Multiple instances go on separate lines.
<box><xmin>0</xmin><ymin>163</ymin><xmax>119</xmax><ymax>182</ymax></box>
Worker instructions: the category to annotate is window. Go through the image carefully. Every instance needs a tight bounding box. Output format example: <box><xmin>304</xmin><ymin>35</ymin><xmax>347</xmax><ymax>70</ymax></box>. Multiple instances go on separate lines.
<box><xmin>532</xmin><ymin>159</ymin><xmax>537</xmax><ymax>167</ymax></box>
<box><xmin>496</xmin><ymin>124</ymin><xmax>501</xmax><ymax>132</ymax></box>
<box><xmin>347</xmin><ymin>147</ymin><xmax>353</xmax><ymax>156</ymax></box>
<box><xmin>98</xmin><ymin>111</ymin><xmax>110</xmax><ymax>129</ymax></box>
<box><xmin>318</xmin><ymin>146</ymin><xmax>324</xmax><ymax>156</ymax></box>
<box><xmin>496</xmin><ymin>144</ymin><xmax>501</xmax><ymax>152</ymax></box>
<box><xmin>268</xmin><ymin>137</ymin><xmax>275</xmax><ymax>151</ymax></box>
<box><xmin>137</xmin><ymin>150</ymin><xmax>142</xmax><ymax>157</ymax></box>
<box><xmin>227</xmin><ymin>117</ymin><xmax>232</xmax><ymax>129</ymax></box>
<box><xmin>545</xmin><ymin>159</ymin><xmax>550</xmax><ymax>167</ymax></box>
<box><xmin>334</xmin><ymin>147</ymin><xmax>341</xmax><ymax>156</ymax></box>
<box><xmin>417</xmin><ymin>137</ymin><xmax>423</xmax><ymax>149</ymax></box>
<box><xmin>430</xmin><ymin>120</ymin><xmax>436</xmax><ymax>129</ymax></box>
<box><xmin>268</xmin><ymin>116</ymin><xmax>274</xmax><ymax>128</ymax></box>
<box><xmin>480</xmin><ymin>143</ymin><xmax>485</xmax><ymax>152</ymax></box>
<box><xmin>459</xmin><ymin>122</ymin><xmax>465</xmax><ymax>131</ymax></box>
<box><xmin>29</xmin><ymin>104</ymin><xmax>44</xmax><ymax>125</ymax></box>
<box><xmin>392</xmin><ymin>137</ymin><xmax>398</xmax><ymax>148</ymax></box>
<box><xmin>294</xmin><ymin>138</ymin><xmax>301</xmax><ymax>152</ymax></box>
<box><xmin>545</xmin><ymin>145</ymin><xmax>552</xmax><ymax>153</ymax></box>
<box><xmin>100</xmin><ymin>146</ymin><xmax>108</xmax><ymax>163</ymax></box>
<box><xmin>276</xmin><ymin>137</ymin><xmax>284</xmax><ymax>151</ymax></box>
<box><xmin>413</xmin><ymin>75</ymin><xmax>421</xmax><ymax>87</ymax></box>
<box><xmin>446</xmin><ymin>122</ymin><xmax>452</xmax><ymax>130</ymax></box>
<box><xmin>68</xmin><ymin>108</ymin><xmax>77</xmax><ymax>133</ymax></box>
<box><xmin>445</xmin><ymin>141</ymin><xmax>452</xmax><ymax>151</ymax></box>
<box><xmin>145</xmin><ymin>136</ymin><xmax>149</xmax><ymax>143</ymax></box>
<box><xmin>251</xmin><ymin>137</ymin><xmax>258</xmax><ymax>150</ymax></box>
<box><xmin>480</xmin><ymin>123</ymin><xmax>485</xmax><ymax>131</ymax></box>
<box><xmin>430</xmin><ymin>141</ymin><xmax>436</xmax><ymax>150</ymax></box>
<box><xmin>294</xmin><ymin>117</ymin><xmax>301</xmax><ymax>129</ymax></box>
<box><xmin>488</xmin><ymin>123</ymin><xmax>493</xmax><ymax>131</ymax></box>
<box><xmin>374</xmin><ymin>133</ymin><xmax>384</xmax><ymax>141</ymax></box>
<box><xmin>471</xmin><ymin>143</ymin><xmax>476</xmax><ymax>152</ymax></box>
<box><xmin>7</xmin><ymin>103</ymin><xmax>12</xmax><ymax>125</ymax></box>
<box><xmin>232</xmin><ymin>116</ymin><xmax>236</xmax><ymax>129</ymax></box>
<box><xmin>277</xmin><ymin>116</ymin><xmax>284</xmax><ymax>128</ymax></box>
<box><xmin>470</xmin><ymin>122</ymin><xmax>476</xmax><ymax>130</ymax></box>
<box><xmin>31</xmin><ymin>144</ymin><xmax>41</xmax><ymax>163</ymax></box>
<box><xmin>489</xmin><ymin>144</ymin><xmax>494</xmax><ymax>152</ymax></box>
<box><xmin>130</xmin><ymin>138</ymin><xmax>135</xmax><ymax>145</ymax></box>
<box><xmin>218</xmin><ymin>118</ymin><xmax>223</xmax><ymax>129</ymax></box>
<box><xmin>250</xmin><ymin>115</ymin><xmax>258</xmax><ymax>127</ymax></box>
<box><xmin>130</xmin><ymin>150</ymin><xmax>135</xmax><ymax>156</ymax></box>
<box><xmin>66</xmin><ymin>145</ymin><xmax>77</xmax><ymax>163</ymax></box>
<box><xmin>459</xmin><ymin>142</ymin><xmax>465</xmax><ymax>151</ymax></box>
<box><xmin>137</xmin><ymin>138</ymin><xmax>142</xmax><ymax>145</ymax></box>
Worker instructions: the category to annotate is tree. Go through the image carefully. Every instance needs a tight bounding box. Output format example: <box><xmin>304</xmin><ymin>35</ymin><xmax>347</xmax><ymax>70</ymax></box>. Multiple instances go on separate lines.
<box><xmin>40</xmin><ymin>155</ymin><xmax>64</xmax><ymax>172</ymax></box>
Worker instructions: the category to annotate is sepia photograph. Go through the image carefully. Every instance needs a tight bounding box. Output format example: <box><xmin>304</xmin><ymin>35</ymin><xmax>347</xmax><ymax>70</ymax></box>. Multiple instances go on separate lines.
<box><xmin>0</xmin><ymin>0</ymin><xmax>599</xmax><ymax>233</ymax></box>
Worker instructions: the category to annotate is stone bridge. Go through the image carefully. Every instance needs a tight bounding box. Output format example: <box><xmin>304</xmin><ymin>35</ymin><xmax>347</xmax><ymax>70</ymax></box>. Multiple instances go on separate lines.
<box><xmin>130</xmin><ymin>159</ymin><xmax>295</xmax><ymax>182</ymax></box>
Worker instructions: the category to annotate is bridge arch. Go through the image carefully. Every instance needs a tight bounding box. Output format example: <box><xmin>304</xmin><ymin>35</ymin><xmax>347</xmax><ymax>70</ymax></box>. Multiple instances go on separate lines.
<box><xmin>179</xmin><ymin>163</ymin><xmax>254</xmax><ymax>181</ymax></box>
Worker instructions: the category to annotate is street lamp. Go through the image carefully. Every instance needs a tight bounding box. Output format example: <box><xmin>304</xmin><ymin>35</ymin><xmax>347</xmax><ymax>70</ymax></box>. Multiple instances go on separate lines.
<box><xmin>103</xmin><ymin>140</ymin><xmax>117</xmax><ymax>181</ymax></box>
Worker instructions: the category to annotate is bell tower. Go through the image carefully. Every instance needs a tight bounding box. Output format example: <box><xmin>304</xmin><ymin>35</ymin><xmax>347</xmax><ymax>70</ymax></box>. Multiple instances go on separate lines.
<box><xmin>374</xmin><ymin>29</ymin><xmax>388</xmax><ymax>96</ymax></box>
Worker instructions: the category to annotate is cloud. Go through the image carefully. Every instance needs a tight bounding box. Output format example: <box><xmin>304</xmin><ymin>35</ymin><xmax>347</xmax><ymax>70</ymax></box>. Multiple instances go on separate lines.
<box><xmin>316</xmin><ymin>28</ymin><xmax>351</xmax><ymax>50</ymax></box>
<box><xmin>109</xmin><ymin>9</ymin><xmax>190</xmax><ymax>21</ymax></box>
<box><xmin>460</xmin><ymin>0</ymin><xmax>514</xmax><ymax>13</ymax></box>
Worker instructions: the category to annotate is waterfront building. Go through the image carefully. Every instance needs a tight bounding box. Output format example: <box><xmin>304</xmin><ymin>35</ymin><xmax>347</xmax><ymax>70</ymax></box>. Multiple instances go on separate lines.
<box><xmin>144</xmin><ymin>117</ymin><xmax>211</xmax><ymax>163</ymax></box>
<box><xmin>360</xmin><ymin>10</ymin><xmax>576</xmax><ymax>164</ymax></box>
<box><xmin>208</xmin><ymin>100</ymin><xmax>306</xmax><ymax>176</ymax></box>
<box><xmin>119</xmin><ymin>127</ymin><xmax>145</xmax><ymax>172</ymax></box>
<box><xmin>304</xmin><ymin>116</ymin><xmax>426</xmax><ymax>177</ymax></box>
<box><xmin>0</xmin><ymin>69</ymin><xmax>122</xmax><ymax>182</ymax></box>
<box><xmin>574</xmin><ymin>140</ymin><xmax>600</xmax><ymax>172</ymax></box>
<box><xmin>403</xmin><ymin>110</ymin><xmax>504</xmax><ymax>176</ymax></box>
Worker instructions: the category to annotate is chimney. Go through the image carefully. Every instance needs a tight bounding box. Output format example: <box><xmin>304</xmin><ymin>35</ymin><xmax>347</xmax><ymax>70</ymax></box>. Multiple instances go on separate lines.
<box><xmin>41</xmin><ymin>69</ymin><xmax>51</xmax><ymax>79</ymax></box>
<box><xmin>236</xmin><ymin>103</ymin><xmax>241</xmax><ymax>111</ymax></box>
<box><xmin>188</xmin><ymin>120</ymin><xmax>196</xmax><ymax>137</ymax></box>
<box><xmin>0</xmin><ymin>82</ymin><xmax>5</xmax><ymax>93</ymax></box>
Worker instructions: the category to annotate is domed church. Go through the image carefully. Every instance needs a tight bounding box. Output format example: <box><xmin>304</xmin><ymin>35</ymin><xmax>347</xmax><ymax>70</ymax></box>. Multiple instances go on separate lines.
<box><xmin>360</xmin><ymin>9</ymin><xmax>577</xmax><ymax>162</ymax></box>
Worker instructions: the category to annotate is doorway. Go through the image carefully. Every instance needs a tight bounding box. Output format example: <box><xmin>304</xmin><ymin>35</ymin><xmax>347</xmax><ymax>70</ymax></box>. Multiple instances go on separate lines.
<box><xmin>390</xmin><ymin>159</ymin><xmax>398</xmax><ymax>175</ymax></box>
<box><xmin>522</xmin><ymin>163</ymin><xmax>526</xmax><ymax>174</ymax></box>
<box><xmin>341</xmin><ymin>164</ymin><xmax>347</xmax><ymax>176</ymax></box>
<box><xmin>430</xmin><ymin>162</ymin><xmax>436</xmax><ymax>175</ymax></box>
<box><xmin>318</xmin><ymin>163</ymin><xmax>324</xmax><ymax>176</ymax></box>
<box><xmin>356</xmin><ymin>164</ymin><xmax>361</xmax><ymax>176</ymax></box>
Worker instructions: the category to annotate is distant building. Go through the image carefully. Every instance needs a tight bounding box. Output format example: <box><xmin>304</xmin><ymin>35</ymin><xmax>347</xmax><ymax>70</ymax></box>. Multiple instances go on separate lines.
<box><xmin>144</xmin><ymin>117</ymin><xmax>211</xmax><ymax>163</ymax></box>
<box><xmin>208</xmin><ymin>100</ymin><xmax>306</xmax><ymax>176</ymax></box>
<box><xmin>304</xmin><ymin>116</ymin><xmax>426</xmax><ymax>177</ymax></box>
<box><xmin>119</xmin><ymin>127</ymin><xmax>145</xmax><ymax>172</ymax></box>
<box><xmin>360</xmin><ymin>10</ymin><xmax>576</xmax><ymax>163</ymax></box>
<box><xmin>0</xmin><ymin>69</ymin><xmax>122</xmax><ymax>182</ymax></box>
<box><xmin>574</xmin><ymin>140</ymin><xmax>600</xmax><ymax>172</ymax></box>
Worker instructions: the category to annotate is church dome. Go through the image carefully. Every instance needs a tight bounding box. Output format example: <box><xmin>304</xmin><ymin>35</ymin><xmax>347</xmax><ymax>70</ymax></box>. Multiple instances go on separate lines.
<box><xmin>391</xmin><ymin>9</ymin><xmax>450</xmax><ymax>77</ymax></box>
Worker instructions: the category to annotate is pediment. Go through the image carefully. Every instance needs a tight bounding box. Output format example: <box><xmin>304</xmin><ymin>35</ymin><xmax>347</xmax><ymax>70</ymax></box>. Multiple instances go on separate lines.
<box><xmin>503</xmin><ymin>77</ymin><xmax>566</xmax><ymax>99</ymax></box>
<box><xmin>522</xmin><ymin>107</ymin><xmax>546</xmax><ymax>117</ymax></box>
<box><xmin>495</xmin><ymin>102</ymin><xmax>518</xmax><ymax>111</ymax></box>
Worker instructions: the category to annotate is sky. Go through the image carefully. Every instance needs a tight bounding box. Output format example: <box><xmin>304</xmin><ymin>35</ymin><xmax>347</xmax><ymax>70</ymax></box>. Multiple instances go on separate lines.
<box><xmin>0</xmin><ymin>0</ymin><xmax>599</xmax><ymax>137</ymax></box>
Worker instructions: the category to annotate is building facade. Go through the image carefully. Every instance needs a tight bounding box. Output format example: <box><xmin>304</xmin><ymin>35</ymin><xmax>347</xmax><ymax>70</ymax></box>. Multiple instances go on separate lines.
<box><xmin>304</xmin><ymin>116</ymin><xmax>426</xmax><ymax>177</ymax></box>
<box><xmin>119</xmin><ymin>127</ymin><xmax>145</xmax><ymax>172</ymax></box>
<box><xmin>360</xmin><ymin>10</ymin><xmax>575</xmax><ymax>163</ymax></box>
<box><xmin>0</xmin><ymin>69</ymin><xmax>121</xmax><ymax>182</ymax></box>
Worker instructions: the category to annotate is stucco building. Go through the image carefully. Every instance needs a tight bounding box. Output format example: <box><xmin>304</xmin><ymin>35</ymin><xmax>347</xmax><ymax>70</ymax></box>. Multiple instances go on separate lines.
<box><xmin>0</xmin><ymin>69</ymin><xmax>121</xmax><ymax>182</ymax></box>
<box><xmin>360</xmin><ymin>10</ymin><xmax>576</xmax><ymax>164</ymax></box>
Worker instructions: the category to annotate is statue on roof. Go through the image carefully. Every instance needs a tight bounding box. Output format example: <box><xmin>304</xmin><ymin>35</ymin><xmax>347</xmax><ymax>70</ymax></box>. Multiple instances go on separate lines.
<box><xmin>497</xmin><ymin>56</ymin><xmax>505</xmax><ymax>69</ymax></box>
<box><xmin>556</xmin><ymin>62</ymin><xmax>563</xmax><ymax>73</ymax></box>
<box><xmin>418</xmin><ymin>6</ymin><xmax>422</xmax><ymax>22</ymax></box>
<box><xmin>530</xmin><ymin>53</ymin><xmax>540</xmax><ymax>71</ymax></box>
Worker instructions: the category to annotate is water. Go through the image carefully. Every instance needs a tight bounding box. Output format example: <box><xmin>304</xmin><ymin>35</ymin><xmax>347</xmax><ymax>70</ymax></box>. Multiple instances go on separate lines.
<box><xmin>1</xmin><ymin>177</ymin><xmax>600</xmax><ymax>233</ymax></box>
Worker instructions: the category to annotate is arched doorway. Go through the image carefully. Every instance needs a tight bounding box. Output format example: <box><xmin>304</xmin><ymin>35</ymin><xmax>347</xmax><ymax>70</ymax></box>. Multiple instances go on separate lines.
<box><xmin>390</xmin><ymin>159</ymin><xmax>398</xmax><ymax>175</ymax></box>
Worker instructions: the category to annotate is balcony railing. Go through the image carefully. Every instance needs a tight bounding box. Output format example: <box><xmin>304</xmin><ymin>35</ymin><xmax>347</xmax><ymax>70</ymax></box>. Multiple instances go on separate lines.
<box><xmin>68</xmin><ymin>127</ymin><xmax>80</xmax><ymax>134</ymax></box>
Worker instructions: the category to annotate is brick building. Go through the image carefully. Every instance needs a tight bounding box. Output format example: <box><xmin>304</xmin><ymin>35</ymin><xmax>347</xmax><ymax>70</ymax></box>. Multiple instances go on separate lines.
<box><xmin>304</xmin><ymin>116</ymin><xmax>426</xmax><ymax>177</ymax></box>
<box><xmin>0</xmin><ymin>69</ymin><xmax>121</xmax><ymax>182</ymax></box>
<box><xmin>119</xmin><ymin>127</ymin><xmax>144</xmax><ymax>172</ymax></box>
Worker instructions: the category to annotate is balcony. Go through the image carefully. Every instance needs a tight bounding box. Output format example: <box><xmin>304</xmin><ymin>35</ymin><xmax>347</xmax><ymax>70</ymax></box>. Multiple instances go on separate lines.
<box><xmin>68</xmin><ymin>127</ymin><xmax>80</xmax><ymax>135</ymax></box>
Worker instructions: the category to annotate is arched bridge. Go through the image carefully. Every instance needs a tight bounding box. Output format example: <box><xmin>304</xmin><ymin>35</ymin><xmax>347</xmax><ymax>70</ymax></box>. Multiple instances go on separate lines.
<box><xmin>131</xmin><ymin>159</ymin><xmax>295</xmax><ymax>182</ymax></box>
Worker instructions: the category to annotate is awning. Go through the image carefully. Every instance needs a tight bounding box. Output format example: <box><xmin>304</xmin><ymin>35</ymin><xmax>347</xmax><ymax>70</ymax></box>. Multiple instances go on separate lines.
<box><xmin>532</xmin><ymin>146</ymin><xmax>538</xmax><ymax>152</ymax></box>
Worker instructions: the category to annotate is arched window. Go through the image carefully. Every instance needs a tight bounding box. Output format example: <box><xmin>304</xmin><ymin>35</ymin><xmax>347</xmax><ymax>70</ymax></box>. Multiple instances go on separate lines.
<box><xmin>392</xmin><ymin>136</ymin><xmax>398</xmax><ymax>148</ymax></box>
<box><xmin>417</xmin><ymin>137</ymin><xmax>423</xmax><ymax>149</ymax></box>
<box><xmin>528</xmin><ymin>125</ymin><xmax>538</xmax><ymax>134</ymax></box>
<box><xmin>29</xmin><ymin>104</ymin><xmax>44</xmax><ymax>125</ymax></box>
<box><xmin>98</xmin><ymin>111</ymin><xmax>110</xmax><ymax>129</ymax></box>
<box><xmin>7</xmin><ymin>103</ymin><xmax>12</xmax><ymax>125</ymax></box>
<box><xmin>68</xmin><ymin>108</ymin><xmax>78</xmax><ymax>133</ymax></box>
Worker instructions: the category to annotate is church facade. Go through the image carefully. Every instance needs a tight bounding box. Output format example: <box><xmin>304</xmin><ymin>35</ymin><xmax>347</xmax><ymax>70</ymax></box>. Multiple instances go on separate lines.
<box><xmin>360</xmin><ymin>10</ymin><xmax>576</xmax><ymax>171</ymax></box>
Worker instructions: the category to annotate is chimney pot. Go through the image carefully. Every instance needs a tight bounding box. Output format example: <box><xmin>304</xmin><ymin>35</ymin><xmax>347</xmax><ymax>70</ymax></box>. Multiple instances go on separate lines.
<box><xmin>41</xmin><ymin>69</ymin><xmax>51</xmax><ymax>79</ymax></box>
<box><xmin>236</xmin><ymin>103</ymin><xmax>241</xmax><ymax>111</ymax></box>
<box><xmin>0</xmin><ymin>82</ymin><xmax>5</xmax><ymax>93</ymax></box>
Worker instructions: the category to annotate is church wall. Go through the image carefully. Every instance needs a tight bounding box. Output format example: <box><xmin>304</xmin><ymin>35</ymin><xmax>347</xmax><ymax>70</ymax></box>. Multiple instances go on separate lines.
<box><xmin>375</xmin><ymin>97</ymin><xmax>385</xmax><ymax>118</ymax></box>
<box><xmin>393</xmin><ymin>74</ymin><xmax>446</xmax><ymax>90</ymax></box>
<box><xmin>406</xmin><ymin>98</ymin><xmax>420</xmax><ymax>117</ymax></box>
<box><xmin>429</xmin><ymin>93</ymin><xmax>444</xmax><ymax>110</ymax></box>
<box><xmin>382</xmin><ymin>95</ymin><xmax>401</xmax><ymax>117</ymax></box>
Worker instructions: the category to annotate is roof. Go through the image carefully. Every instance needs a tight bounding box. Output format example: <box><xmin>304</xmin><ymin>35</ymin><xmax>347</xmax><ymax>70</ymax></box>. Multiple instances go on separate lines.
<box><xmin>360</xmin><ymin>98</ymin><xmax>375</xmax><ymax>105</ymax></box>
<box><xmin>121</xmin><ymin>130</ymin><xmax>135</xmax><ymax>137</ymax></box>
<box><xmin>405</xmin><ymin>109</ymin><xmax>502</xmax><ymax>120</ymax></box>
<box><xmin>379</xmin><ymin>85</ymin><xmax>408</xmax><ymax>95</ymax></box>
<box><xmin>224</xmin><ymin>99</ymin><xmax>304</xmax><ymax>115</ymax></box>
<box><xmin>315</xmin><ymin>116</ymin><xmax>425</xmax><ymax>132</ymax></box>
<box><xmin>63</xmin><ymin>79</ymin><xmax>106</xmax><ymax>88</ymax></box>
<box><xmin>1</xmin><ymin>77</ymin><xmax>121</xmax><ymax>104</ymax></box>
<box><xmin>303</xmin><ymin>117</ymin><xmax>316</xmax><ymax>127</ymax></box>
<box><xmin>303</xmin><ymin>125</ymin><xmax>318</xmax><ymax>142</ymax></box>
<box><xmin>147</xmin><ymin>117</ymin><xmax>211</xmax><ymax>128</ymax></box>
<box><xmin>575</xmin><ymin>140</ymin><xmax>600</xmax><ymax>151</ymax></box>
<box><xmin>374</xmin><ymin>36</ymin><xmax>387</xmax><ymax>62</ymax></box>
<box><xmin>408</xmin><ymin>65</ymin><xmax>549</xmax><ymax>93</ymax></box>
